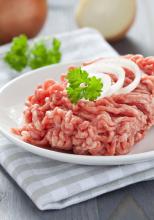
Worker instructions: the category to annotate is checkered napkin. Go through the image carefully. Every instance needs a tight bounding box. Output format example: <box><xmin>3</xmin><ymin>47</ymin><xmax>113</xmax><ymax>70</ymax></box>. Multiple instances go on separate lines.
<box><xmin>0</xmin><ymin>28</ymin><xmax>154</xmax><ymax>210</ymax></box>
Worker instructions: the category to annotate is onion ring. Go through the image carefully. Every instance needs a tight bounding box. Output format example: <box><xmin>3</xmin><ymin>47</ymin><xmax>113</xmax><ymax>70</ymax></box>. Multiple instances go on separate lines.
<box><xmin>82</xmin><ymin>63</ymin><xmax>125</xmax><ymax>96</ymax></box>
<box><xmin>96</xmin><ymin>57</ymin><xmax>142</xmax><ymax>94</ymax></box>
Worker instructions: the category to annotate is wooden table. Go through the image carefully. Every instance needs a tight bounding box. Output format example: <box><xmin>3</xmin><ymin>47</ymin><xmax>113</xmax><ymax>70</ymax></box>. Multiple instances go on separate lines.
<box><xmin>0</xmin><ymin>0</ymin><xmax>154</xmax><ymax>219</ymax></box>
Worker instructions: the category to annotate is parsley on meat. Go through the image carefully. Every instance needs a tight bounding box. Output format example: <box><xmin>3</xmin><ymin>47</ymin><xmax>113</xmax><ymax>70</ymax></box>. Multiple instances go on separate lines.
<box><xmin>66</xmin><ymin>67</ymin><xmax>103</xmax><ymax>103</ymax></box>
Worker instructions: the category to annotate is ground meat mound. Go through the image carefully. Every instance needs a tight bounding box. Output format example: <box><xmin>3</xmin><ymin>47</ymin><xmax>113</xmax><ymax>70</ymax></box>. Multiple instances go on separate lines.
<box><xmin>12</xmin><ymin>55</ymin><xmax>154</xmax><ymax>155</ymax></box>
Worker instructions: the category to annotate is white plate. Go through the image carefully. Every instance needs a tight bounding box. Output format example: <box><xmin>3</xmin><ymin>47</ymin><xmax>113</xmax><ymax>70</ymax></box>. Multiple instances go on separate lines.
<box><xmin>0</xmin><ymin>61</ymin><xmax>154</xmax><ymax>165</ymax></box>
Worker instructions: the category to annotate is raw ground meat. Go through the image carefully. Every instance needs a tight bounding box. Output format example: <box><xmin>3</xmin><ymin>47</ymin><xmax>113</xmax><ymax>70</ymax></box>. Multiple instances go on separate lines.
<box><xmin>12</xmin><ymin>55</ymin><xmax>154</xmax><ymax>155</ymax></box>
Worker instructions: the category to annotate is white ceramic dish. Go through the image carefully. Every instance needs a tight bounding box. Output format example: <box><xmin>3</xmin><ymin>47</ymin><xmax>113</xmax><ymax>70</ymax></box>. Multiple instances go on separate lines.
<box><xmin>0</xmin><ymin>61</ymin><xmax>154</xmax><ymax>165</ymax></box>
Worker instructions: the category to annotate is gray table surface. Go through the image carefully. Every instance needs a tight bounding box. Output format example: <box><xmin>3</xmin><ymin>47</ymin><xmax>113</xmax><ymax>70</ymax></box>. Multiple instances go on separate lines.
<box><xmin>0</xmin><ymin>0</ymin><xmax>154</xmax><ymax>219</ymax></box>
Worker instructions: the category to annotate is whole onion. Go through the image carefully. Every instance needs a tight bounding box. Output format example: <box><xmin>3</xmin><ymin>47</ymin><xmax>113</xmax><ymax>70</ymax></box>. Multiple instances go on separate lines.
<box><xmin>76</xmin><ymin>0</ymin><xmax>136</xmax><ymax>42</ymax></box>
<box><xmin>0</xmin><ymin>0</ymin><xmax>47</xmax><ymax>44</ymax></box>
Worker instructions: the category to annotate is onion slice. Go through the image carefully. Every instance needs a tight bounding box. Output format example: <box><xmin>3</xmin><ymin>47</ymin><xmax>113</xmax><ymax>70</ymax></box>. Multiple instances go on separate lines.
<box><xmin>95</xmin><ymin>57</ymin><xmax>142</xmax><ymax>94</ymax></box>
<box><xmin>82</xmin><ymin>63</ymin><xmax>125</xmax><ymax>96</ymax></box>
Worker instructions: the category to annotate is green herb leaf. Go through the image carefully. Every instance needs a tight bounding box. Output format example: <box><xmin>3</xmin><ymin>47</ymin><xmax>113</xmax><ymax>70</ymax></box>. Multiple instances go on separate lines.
<box><xmin>4</xmin><ymin>35</ymin><xmax>28</xmax><ymax>72</ymax></box>
<box><xmin>66</xmin><ymin>67</ymin><xmax>103</xmax><ymax>103</ymax></box>
<box><xmin>84</xmin><ymin>76</ymin><xmax>103</xmax><ymax>101</ymax></box>
<box><xmin>28</xmin><ymin>38</ymin><xmax>61</xmax><ymax>69</ymax></box>
<box><xmin>3</xmin><ymin>35</ymin><xmax>62</xmax><ymax>72</ymax></box>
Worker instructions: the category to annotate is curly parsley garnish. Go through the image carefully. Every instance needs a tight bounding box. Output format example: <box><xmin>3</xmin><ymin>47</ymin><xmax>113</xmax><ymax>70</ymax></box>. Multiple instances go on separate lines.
<box><xmin>4</xmin><ymin>35</ymin><xmax>28</xmax><ymax>71</ymax></box>
<box><xmin>28</xmin><ymin>38</ymin><xmax>61</xmax><ymax>69</ymax></box>
<box><xmin>66</xmin><ymin>67</ymin><xmax>103</xmax><ymax>104</ymax></box>
<box><xmin>4</xmin><ymin>35</ymin><xmax>62</xmax><ymax>72</ymax></box>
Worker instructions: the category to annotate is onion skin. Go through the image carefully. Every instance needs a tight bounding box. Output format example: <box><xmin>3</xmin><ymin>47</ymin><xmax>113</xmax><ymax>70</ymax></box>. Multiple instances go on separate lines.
<box><xmin>0</xmin><ymin>0</ymin><xmax>47</xmax><ymax>44</ymax></box>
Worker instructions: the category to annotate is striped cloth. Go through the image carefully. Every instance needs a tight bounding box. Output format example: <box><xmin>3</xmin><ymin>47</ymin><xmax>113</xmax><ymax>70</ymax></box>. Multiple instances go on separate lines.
<box><xmin>0</xmin><ymin>28</ymin><xmax>154</xmax><ymax>210</ymax></box>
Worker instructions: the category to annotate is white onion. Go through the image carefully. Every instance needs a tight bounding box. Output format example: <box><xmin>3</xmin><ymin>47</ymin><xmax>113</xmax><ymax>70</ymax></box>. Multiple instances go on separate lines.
<box><xmin>82</xmin><ymin>63</ymin><xmax>125</xmax><ymax>96</ymax></box>
<box><xmin>96</xmin><ymin>57</ymin><xmax>142</xmax><ymax>94</ymax></box>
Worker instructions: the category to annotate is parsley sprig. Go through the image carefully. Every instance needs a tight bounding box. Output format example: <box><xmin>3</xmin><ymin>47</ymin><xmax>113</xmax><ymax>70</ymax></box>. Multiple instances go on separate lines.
<box><xmin>4</xmin><ymin>35</ymin><xmax>28</xmax><ymax>72</ymax></box>
<box><xmin>66</xmin><ymin>67</ymin><xmax>103</xmax><ymax>103</ymax></box>
<box><xmin>4</xmin><ymin>35</ymin><xmax>62</xmax><ymax>72</ymax></box>
<box><xmin>29</xmin><ymin>38</ymin><xmax>61</xmax><ymax>69</ymax></box>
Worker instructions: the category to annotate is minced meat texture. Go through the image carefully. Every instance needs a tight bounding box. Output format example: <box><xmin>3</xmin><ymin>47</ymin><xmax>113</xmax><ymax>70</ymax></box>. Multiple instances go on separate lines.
<box><xmin>12</xmin><ymin>55</ymin><xmax>154</xmax><ymax>155</ymax></box>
